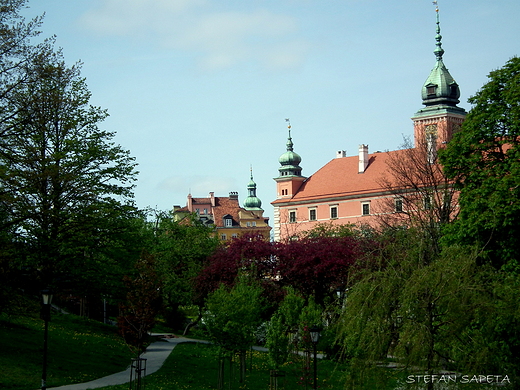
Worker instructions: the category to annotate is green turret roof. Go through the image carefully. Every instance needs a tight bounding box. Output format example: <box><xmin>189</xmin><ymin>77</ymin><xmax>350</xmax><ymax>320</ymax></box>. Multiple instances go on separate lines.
<box><xmin>278</xmin><ymin>121</ymin><xmax>303</xmax><ymax>177</ymax></box>
<box><xmin>421</xmin><ymin>7</ymin><xmax>461</xmax><ymax>107</ymax></box>
<box><xmin>243</xmin><ymin>170</ymin><xmax>262</xmax><ymax>210</ymax></box>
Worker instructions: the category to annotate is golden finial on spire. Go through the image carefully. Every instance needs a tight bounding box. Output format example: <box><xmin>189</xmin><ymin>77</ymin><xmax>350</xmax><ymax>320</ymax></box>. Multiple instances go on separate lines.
<box><xmin>433</xmin><ymin>0</ymin><xmax>439</xmax><ymax>12</ymax></box>
<box><xmin>285</xmin><ymin>118</ymin><xmax>291</xmax><ymax>130</ymax></box>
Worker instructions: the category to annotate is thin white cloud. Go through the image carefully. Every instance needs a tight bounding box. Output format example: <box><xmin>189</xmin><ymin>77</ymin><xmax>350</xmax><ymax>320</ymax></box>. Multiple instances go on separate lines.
<box><xmin>80</xmin><ymin>0</ymin><xmax>309</xmax><ymax>70</ymax></box>
<box><xmin>157</xmin><ymin>175</ymin><xmax>238</xmax><ymax>197</ymax></box>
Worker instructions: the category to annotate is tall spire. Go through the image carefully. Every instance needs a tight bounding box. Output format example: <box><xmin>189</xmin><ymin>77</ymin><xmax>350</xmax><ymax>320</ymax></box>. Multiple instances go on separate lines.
<box><xmin>418</xmin><ymin>1</ymin><xmax>462</xmax><ymax>108</ymax></box>
<box><xmin>285</xmin><ymin>118</ymin><xmax>294</xmax><ymax>152</ymax></box>
<box><xmin>433</xmin><ymin>1</ymin><xmax>444</xmax><ymax>61</ymax></box>
<box><xmin>412</xmin><ymin>0</ymin><xmax>466</xmax><ymax>147</ymax></box>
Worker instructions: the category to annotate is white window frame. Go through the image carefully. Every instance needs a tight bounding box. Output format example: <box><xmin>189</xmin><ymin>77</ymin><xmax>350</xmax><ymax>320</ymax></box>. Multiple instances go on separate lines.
<box><xmin>362</xmin><ymin>202</ymin><xmax>370</xmax><ymax>216</ymax></box>
<box><xmin>309</xmin><ymin>207</ymin><xmax>317</xmax><ymax>221</ymax></box>
<box><xmin>330</xmin><ymin>205</ymin><xmax>338</xmax><ymax>219</ymax></box>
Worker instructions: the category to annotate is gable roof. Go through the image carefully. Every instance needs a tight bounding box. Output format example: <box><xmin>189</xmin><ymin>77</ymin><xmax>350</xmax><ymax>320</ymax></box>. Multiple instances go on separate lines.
<box><xmin>273</xmin><ymin>150</ymin><xmax>404</xmax><ymax>204</ymax></box>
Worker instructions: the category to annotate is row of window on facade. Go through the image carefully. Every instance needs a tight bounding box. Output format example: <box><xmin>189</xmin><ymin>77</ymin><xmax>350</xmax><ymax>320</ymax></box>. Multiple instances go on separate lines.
<box><xmin>221</xmin><ymin>233</ymin><xmax>238</xmax><ymax>240</ymax></box>
<box><xmin>223</xmin><ymin>218</ymin><xmax>258</xmax><ymax>228</ymax></box>
<box><xmin>288</xmin><ymin>198</ymin><xmax>405</xmax><ymax>223</ymax></box>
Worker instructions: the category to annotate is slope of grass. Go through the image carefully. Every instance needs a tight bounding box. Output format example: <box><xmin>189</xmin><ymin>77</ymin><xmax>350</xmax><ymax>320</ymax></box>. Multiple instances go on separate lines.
<box><xmin>99</xmin><ymin>342</ymin><xmax>401</xmax><ymax>390</ymax></box>
<box><xmin>0</xmin><ymin>301</ymin><xmax>134</xmax><ymax>390</ymax></box>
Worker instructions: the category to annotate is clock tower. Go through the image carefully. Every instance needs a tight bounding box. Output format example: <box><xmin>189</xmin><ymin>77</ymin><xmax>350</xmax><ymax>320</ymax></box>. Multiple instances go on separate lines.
<box><xmin>412</xmin><ymin>4</ymin><xmax>466</xmax><ymax>150</ymax></box>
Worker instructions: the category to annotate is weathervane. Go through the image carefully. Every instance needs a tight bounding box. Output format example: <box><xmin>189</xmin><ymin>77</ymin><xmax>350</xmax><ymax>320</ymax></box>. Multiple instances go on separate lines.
<box><xmin>285</xmin><ymin>118</ymin><xmax>291</xmax><ymax>137</ymax></box>
<box><xmin>433</xmin><ymin>0</ymin><xmax>438</xmax><ymax>12</ymax></box>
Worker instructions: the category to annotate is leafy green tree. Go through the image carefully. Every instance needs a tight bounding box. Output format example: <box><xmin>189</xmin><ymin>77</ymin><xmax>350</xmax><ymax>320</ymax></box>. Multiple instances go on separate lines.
<box><xmin>337</xmin><ymin>228</ymin><xmax>493</xmax><ymax>390</ymax></box>
<box><xmin>0</xmin><ymin>53</ymin><xmax>138</xmax><ymax>293</ymax></box>
<box><xmin>266</xmin><ymin>312</ymin><xmax>289</xmax><ymax>370</ymax></box>
<box><xmin>0</xmin><ymin>0</ymin><xmax>56</xmax><ymax>308</ymax></box>
<box><xmin>0</xmin><ymin>0</ymin><xmax>53</xmax><ymax>135</ymax></box>
<box><xmin>440</xmin><ymin>56</ymin><xmax>520</xmax><ymax>266</ymax></box>
<box><xmin>204</xmin><ymin>275</ymin><xmax>264</xmax><ymax>384</ymax></box>
<box><xmin>265</xmin><ymin>287</ymin><xmax>305</xmax><ymax>372</ymax></box>
<box><xmin>150</xmin><ymin>211</ymin><xmax>219</xmax><ymax>330</ymax></box>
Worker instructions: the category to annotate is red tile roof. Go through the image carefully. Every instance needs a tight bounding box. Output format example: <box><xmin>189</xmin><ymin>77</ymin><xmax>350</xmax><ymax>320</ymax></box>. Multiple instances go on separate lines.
<box><xmin>273</xmin><ymin>150</ymin><xmax>403</xmax><ymax>204</ymax></box>
<box><xmin>191</xmin><ymin>198</ymin><xmax>212</xmax><ymax>204</ymax></box>
<box><xmin>212</xmin><ymin>197</ymin><xmax>241</xmax><ymax>227</ymax></box>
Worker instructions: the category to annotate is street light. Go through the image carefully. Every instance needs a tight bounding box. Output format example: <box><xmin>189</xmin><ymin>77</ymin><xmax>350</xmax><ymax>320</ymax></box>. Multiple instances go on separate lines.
<box><xmin>309</xmin><ymin>326</ymin><xmax>320</xmax><ymax>390</ymax></box>
<box><xmin>41</xmin><ymin>289</ymin><xmax>53</xmax><ymax>390</ymax></box>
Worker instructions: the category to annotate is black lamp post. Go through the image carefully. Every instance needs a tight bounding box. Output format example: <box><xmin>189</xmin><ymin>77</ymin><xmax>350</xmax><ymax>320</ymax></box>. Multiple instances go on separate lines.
<box><xmin>309</xmin><ymin>326</ymin><xmax>320</xmax><ymax>390</ymax></box>
<box><xmin>41</xmin><ymin>289</ymin><xmax>53</xmax><ymax>390</ymax></box>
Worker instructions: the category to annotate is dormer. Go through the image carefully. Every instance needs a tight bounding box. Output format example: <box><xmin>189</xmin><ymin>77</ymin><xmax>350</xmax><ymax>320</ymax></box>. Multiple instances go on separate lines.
<box><xmin>223</xmin><ymin>214</ymin><xmax>233</xmax><ymax>228</ymax></box>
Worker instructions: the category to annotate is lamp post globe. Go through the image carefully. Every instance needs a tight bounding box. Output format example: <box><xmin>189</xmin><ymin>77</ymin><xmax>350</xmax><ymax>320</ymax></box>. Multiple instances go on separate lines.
<box><xmin>41</xmin><ymin>290</ymin><xmax>53</xmax><ymax>306</ymax></box>
<box><xmin>309</xmin><ymin>326</ymin><xmax>320</xmax><ymax>390</ymax></box>
<box><xmin>41</xmin><ymin>290</ymin><xmax>53</xmax><ymax>390</ymax></box>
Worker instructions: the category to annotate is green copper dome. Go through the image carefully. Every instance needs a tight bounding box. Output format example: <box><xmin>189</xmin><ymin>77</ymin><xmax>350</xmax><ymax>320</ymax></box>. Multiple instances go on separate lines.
<box><xmin>278</xmin><ymin>135</ymin><xmax>302</xmax><ymax>166</ymax></box>
<box><xmin>421</xmin><ymin>9</ymin><xmax>460</xmax><ymax>107</ymax></box>
<box><xmin>278</xmin><ymin>124</ymin><xmax>302</xmax><ymax>177</ymax></box>
<box><xmin>243</xmin><ymin>171</ymin><xmax>262</xmax><ymax>210</ymax></box>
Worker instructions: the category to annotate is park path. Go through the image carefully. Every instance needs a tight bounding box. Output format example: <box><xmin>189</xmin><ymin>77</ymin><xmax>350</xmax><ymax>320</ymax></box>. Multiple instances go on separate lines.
<box><xmin>47</xmin><ymin>335</ymin><xmax>205</xmax><ymax>390</ymax></box>
<box><xmin>45</xmin><ymin>335</ymin><xmax>315</xmax><ymax>390</ymax></box>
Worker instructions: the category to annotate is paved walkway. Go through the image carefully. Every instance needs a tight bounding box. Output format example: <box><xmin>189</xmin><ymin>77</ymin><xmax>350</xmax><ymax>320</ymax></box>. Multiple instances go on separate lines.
<box><xmin>48</xmin><ymin>335</ymin><xmax>205</xmax><ymax>390</ymax></box>
<box><xmin>46</xmin><ymin>335</ymin><xmax>321</xmax><ymax>390</ymax></box>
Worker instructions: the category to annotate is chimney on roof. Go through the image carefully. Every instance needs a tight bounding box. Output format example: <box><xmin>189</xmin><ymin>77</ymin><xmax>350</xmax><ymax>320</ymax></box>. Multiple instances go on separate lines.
<box><xmin>359</xmin><ymin>144</ymin><xmax>369</xmax><ymax>173</ymax></box>
<box><xmin>209</xmin><ymin>192</ymin><xmax>215</xmax><ymax>207</ymax></box>
<box><xmin>336</xmin><ymin>150</ymin><xmax>346</xmax><ymax>158</ymax></box>
<box><xmin>229</xmin><ymin>191</ymin><xmax>239</xmax><ymax>200</ymax></box>
<box><xmin>187</xmin><ymin>193</ymin><xmax>193</xmax><ymax>212</ymax></box>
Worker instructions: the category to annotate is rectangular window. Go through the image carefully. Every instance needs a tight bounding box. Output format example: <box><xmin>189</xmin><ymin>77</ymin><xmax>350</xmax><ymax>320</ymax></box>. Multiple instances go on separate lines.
<box><xmin>289</xmin><ymin>210</ymin><xmax>296</xmax><ymax>223</ymax></box>
<box><xmin>232</xmin><ymin>233</ymin><xmax>238</xmax><ymax>239</ymax></box>
<box><xmin>225</xmin><ymin>218</ymin><xmax>232</xmax><ymax>227</ymax></box>
<box><xmin>330</xmin><ymin>206</ymin><xmax>338</xmax><ymax>219</ymax></box>
<box><xmin>246</xmin><ymin>222</ymin><xmax>251</xmax><ymax>227</ymax></box>
<box><xmin>362</xmin><ymin>202</ymin><xmax>370</xmax><ymax>216</ymax></box>
<box><xmin>221</xmin><ymin>234</ymin><xmax>227</xmax><ymax>240</ymax></box>
<box><xmin>309</xmin><ymin>208</ymin><xmax>317</xmax><ymax>221</ymax></box>
<box><xmin>395</xmin><ymin>198</ymin><xmax>403</xmax><ymax>213</ymax></box>
<box><xmin>252</xmin><ymin>221</ymin><xmax>257</xmax><ymax>227</ymax></box>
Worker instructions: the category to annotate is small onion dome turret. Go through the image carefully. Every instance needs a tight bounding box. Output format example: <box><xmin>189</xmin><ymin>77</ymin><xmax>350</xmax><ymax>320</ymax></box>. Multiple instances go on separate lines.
<box><xmin>278</xmin><ymin>122</ymin><xmax>302</xmax><ymax>177</ymax></box>
<box><xmin>243</xmin><ymin>172</ymin><xmax>262</xmax><ymax>210</ymax></box>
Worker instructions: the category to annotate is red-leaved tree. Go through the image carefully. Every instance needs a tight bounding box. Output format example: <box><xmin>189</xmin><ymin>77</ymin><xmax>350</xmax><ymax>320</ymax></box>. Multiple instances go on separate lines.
<box><xmin>275</xmin><ymin>236</ymin><xmax>361</xmax><ymax>305</ymax></box>
<box><xmin>196</xmin><ymin>233</ymin><xmax>365</xmax><ymax>308</ymax></box>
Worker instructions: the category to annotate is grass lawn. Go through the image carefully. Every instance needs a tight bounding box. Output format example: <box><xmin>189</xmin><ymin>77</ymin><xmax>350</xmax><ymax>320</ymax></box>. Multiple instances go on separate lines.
<box><xmin>98</xmin><ymin>342</ymin><xmax>402</xmax><ymax>390</ymax></box>
<box><xmin>0</xmin><ymin>304</ymin><xmax>135</xmax><ymax>390</ymax></box>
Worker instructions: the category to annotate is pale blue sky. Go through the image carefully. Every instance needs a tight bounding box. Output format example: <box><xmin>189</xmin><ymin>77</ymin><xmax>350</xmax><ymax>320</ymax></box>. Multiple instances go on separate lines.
<box><xmin>22</xmin><ymin>0</ymin><xmax>520</xmax><ymax>224</ymax></box>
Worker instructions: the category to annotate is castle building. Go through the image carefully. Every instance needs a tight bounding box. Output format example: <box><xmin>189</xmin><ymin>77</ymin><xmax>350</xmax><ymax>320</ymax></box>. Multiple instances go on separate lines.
<box><xmin>174</xmin><ymin>171</ymin><xmax>271</xmax><ymax>241</ymax></box>
<box><xmin>271</xmin><ymin>7</ymin><xmax>466</xmax><ymax>242</ymax></box>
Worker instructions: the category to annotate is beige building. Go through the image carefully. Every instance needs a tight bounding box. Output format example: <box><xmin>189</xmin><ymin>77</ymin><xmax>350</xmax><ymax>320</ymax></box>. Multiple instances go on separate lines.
<box><xmin>174</xmin><ymin>174</ymin><xmax>271</xmax><ymax>241</ymax></box>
